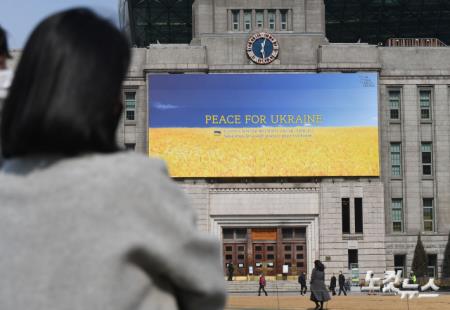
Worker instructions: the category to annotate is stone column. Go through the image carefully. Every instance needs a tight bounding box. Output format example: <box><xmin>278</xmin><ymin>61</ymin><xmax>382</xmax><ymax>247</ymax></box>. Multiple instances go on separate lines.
<box><xmin>276</xmin><ymin>227</ymin><xmax>283</xmax><ymax>276</ymax></box>
<box><xmin>247</xmin><ymin>228</ymin><xmax>254</xmax><ymax>277</ymax></box>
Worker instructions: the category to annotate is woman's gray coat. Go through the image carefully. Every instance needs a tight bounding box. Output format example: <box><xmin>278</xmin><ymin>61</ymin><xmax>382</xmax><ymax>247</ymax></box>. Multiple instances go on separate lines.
<box><xmin>310</xmin><ymin>268</ymin><xmax>331</xmax><ymax>302</ymax></box>
<box><xmin>0</xmin><ymin>152</ymin><xmax>226</xmax><ymax>310</ymax></box>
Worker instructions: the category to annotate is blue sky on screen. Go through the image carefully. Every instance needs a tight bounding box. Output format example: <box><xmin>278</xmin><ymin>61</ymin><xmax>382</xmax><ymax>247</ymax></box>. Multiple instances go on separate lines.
<box><xmin>148</xmin><ymin>73</ymin><xmax>378</xmax><ymax>128</ymax></box>
<box><xmin>0</xmin><ymin>0</ymin><xmax>118</xmax><ymax>49</ymax></box>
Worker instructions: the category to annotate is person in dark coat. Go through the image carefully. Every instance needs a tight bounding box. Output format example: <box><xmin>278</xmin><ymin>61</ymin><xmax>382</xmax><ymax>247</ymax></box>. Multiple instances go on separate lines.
<box><xmin>227</xmin><ymin>263</ymin><xmax>234</xmax><ymax>281</ymax></box>
<box><xmin>310</xmin><ymin>260</ymin><xmax>331</xmax><ymax>310</ymax></box>
<box><xmin>298</xmin><ymin>272</ymin><xmax>307</xmax><ymax>295</ymax></box>
<box><xmin>338</xmin><ymin>271</ymin><xmax>347</xmax><ymax>296</ymax></box>
<box><xmin>0</xmin><ymin>25</ymin><xmax>11</xmax><ymax>70</ymax></box>
<box><xmin>258</xmin><ymin>273</ymin><xmax>268</xmax><ymax>296</ymax></box>
<box><xmin>329</xmin><ymin>274</ymin><xmax>337</xmax><ymax>296</ymax></box>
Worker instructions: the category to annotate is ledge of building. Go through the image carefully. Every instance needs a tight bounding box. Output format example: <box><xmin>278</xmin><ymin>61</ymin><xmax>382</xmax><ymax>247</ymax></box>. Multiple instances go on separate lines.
<box><xmin>147</xmin><ymin>44</ymin><xmax>190</xmax><ymax>48</ymax></box>
<box><xmin>381</xmin><ymin>69</ymin><xmax>450</xmax><ymax>76</ymax></box>
<box><xmin>123</xmin><ymin>79</ymin><xmax>145</xmax><ymax>84</ymax></box>
<box><xmin>144</xmin><ymin>64</ymin><xmax>209</xmax><ymax>72</ymax></box>
<box><xmin>342</xmin><ymin>234</ymin><xmax>364</xmax><ymax>241</ymax></box>
<box><xmin>196</xmin><ymin>32</ymin><xmax>326</xmax><ymax>39</ymax></box>
<box><xmin>144</xmin><ymin>64</ymin><xmax>328</xmax><ymax>72</ymax></box>
<box><xmin>209</xmin><ymin>64</ymin><xmax>318</xmax><ymax>72</ymax></box>
<box><xmin>318</xmin><ymin>63</ymin><xmax>382</xmax><ymax>71</ymax></box>
<box><xmin>209</xmin><ymin>187</ymin><xmax>320</xmax><ymax>193</ymax></box>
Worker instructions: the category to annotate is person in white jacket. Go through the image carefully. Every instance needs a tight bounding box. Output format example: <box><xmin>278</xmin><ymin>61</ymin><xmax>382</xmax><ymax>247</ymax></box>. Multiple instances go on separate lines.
<box><xmin>0</xmin><ymin>8</ymin><xmax>226</xmax><ymax>310</ymax></box>
<box><xmin>0</xmin><ymin>25</ymin><xmax>13</xmax><ymax>167</ymax></box>
<box><xmin>0</xmin><ymin>24</ymin><xmax>12</xmax><ymax>99</ymax></box>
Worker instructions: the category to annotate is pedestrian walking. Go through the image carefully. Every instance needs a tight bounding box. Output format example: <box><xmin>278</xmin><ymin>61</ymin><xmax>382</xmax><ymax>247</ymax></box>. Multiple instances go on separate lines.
<box><xmin>409</xmin><ymin>271</ymin><xmax>417</xmax><ymax>284</ymax></box>
<box><xmin>258</xmin><ymin>273</ymin><xmax>268</xmax><ymax>296</ymax></box>
<box><xmin>329</xmin><ymin>273</ymin><xmax>337</xmax><ymax>296</ymax></box>
<box><xmin>0</xmin><ymin>24</ymin><xmax>12</xmax><ymax>167</ymax></box>
<box><xmin>0</xmin><ymin>25</ymin><xmax>12</xmax><ymax>103</ymax></box>
<box><xmin>298</xmin><ymin>271</ymin><xmax>307</xmax><ymax>295</ymax></box>
<box><xmin>0</xmin><ymin>25</ymin><xmax>10</xmax><ymax>71</ymax></box>
<box><xmin>310</xmin><ymin>260</ymin><xmax>331</xmax><ymax>310</ymax></box>
<box><xmin>227</xmin><ymin>263</ymin><xmax>234</xmax><ymax>281</ymax></box>
<box><xmin>338</xmin><ymin>271</ymin><xmax>347</xmax><ymax>296</ymax></box>
<box><xmin>368</xmin><ymin>272</ymin><xmax>376</xmax><ymax>295</ymax></box>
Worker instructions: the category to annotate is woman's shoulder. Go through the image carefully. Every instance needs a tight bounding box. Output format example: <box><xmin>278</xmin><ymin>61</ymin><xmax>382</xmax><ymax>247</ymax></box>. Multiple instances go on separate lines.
<box><xmin>1</xmin><ymin>151</ymin><xmax>190</xmax><ymax>215</ymax></box>
<box><xmin>63</xmin><ymin>151</ymin><xmax>196</xmax><ymax>224</ymax></box>
<box><xmin>76</xmin><ymin>151</ymin><xmax>182</xmax><ymax>197</ymax></box>
<box><xmin>40</xmin><ymin>151</ymin><xmax>171</xmax><ymax>185</ymax></box>
<box><xmin>1</xmin><ymin>151</ymin><xmax>167</xmax><ymax>178</ymax></box>
<box><xmin>85</xmin><ymin>151</ymin><xmax>167</xmax><ymax>174</ymax></box>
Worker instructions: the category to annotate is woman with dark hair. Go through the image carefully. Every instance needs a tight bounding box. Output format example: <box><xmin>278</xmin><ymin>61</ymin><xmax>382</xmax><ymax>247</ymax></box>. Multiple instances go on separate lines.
<box><xmin>310</xmin><ymin>260</ymin><xmax>331</xmax><ymax>310</ymax></box>
<box><xmin>0</xmin><ymin>8</ymin><xmax>225</xmax><ymax>310</ymax></box>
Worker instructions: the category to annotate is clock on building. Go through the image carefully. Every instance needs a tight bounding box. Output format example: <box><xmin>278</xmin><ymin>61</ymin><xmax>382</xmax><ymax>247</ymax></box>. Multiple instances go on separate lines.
<box><xmin>246</xmin><ymin>32</ymin><xmax>279</xmax><ymax>65</ymax></box>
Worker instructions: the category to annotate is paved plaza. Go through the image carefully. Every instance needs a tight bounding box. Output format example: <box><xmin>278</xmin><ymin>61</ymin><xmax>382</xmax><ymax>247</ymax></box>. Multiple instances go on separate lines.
<box><xmin>225</xmin><ymin>295</ymin><xmax>450</xmax><ymax>310</ymax></box>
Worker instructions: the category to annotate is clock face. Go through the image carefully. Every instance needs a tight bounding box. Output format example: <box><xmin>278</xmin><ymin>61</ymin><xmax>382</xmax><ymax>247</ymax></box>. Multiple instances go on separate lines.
<box><xmin>246</xmin><ymin>32</ymin><xmax>279</xmax><ymax>65</ymax></box>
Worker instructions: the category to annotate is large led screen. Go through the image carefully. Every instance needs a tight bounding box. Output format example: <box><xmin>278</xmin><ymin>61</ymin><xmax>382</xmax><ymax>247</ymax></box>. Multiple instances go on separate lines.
<box><xmin>148</xmin><ymin>73</ymin><xmax>379</xmax><ymax>177</ymax></box>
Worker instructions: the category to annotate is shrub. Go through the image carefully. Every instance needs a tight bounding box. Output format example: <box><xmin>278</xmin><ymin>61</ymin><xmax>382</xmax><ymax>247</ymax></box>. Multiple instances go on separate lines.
<box><xmin>411</xmin><ymin>233</ymin><xmax>428</xmax><ymax>278</ymax></box>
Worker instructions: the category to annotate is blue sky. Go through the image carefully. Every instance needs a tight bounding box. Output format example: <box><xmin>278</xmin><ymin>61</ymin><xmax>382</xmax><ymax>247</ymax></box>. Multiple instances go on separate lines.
<box><xmin>148</xmin><ymin>73</ymin><xmax>378</xmax><ymax>128</ymax></box>
<box><xmin>0</xmin><ymin>0</ymin><xmax>118</xmax><ymax>49</ymax></box>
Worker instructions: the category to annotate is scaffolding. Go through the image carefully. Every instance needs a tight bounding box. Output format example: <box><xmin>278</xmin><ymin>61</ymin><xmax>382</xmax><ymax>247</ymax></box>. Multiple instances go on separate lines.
<box><xmin>325</xmin><ymin>0</ymin><xmax>450</xmax><ymax>45</ymax></box>
<box><xmin>120</xmin><ymin>0</ymin><xmax>450</xmax><ymax>47</ymax></box>
<box><xmin>119</xmin><ymin>0</ymin><xmax>193</xmax><ymax>46</ymax></box>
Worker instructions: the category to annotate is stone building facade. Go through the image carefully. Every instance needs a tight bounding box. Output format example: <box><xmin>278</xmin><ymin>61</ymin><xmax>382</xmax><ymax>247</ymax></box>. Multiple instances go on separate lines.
<box><xmin>118</xmin><ymin>0</ymin><xmax>450</xmax><ymax>280</ymax></box>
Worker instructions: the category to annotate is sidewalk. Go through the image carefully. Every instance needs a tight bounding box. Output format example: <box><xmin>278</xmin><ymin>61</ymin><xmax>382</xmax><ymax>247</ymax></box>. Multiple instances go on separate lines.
<box><xmin>226</xmin><ymin>280</ymin><xmax>360</xmax><ymax>295</ymax></box>
<box><xmin>225</xmin><ymin>295</ymin><xmax>450</xmax><ymax>310</ymax></box>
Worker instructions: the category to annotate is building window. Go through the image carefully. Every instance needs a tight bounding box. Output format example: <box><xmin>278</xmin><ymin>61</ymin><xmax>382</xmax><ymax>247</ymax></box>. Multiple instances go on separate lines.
<box><xmin>355</xmin><ymin>198</ymin><xmax>363</xmax><ymax>233</ymax></box>
<box><xmin>294</xmin><ymin>227</ymin><xmax>306</xmax><ymax>239</ymax></box>
<box><xmin>235</xmin><ymin>228</ymin><xmax>247</xmax><ymax>239</ymax></box>
<box><xmin>348</xmin><ymin>249</ymin><xmax>358</xmax><ymax>269</ymax></box>
<box><xmin>223</xmin><ymin>228</ymin><xmax>247</xmax><ymax>240</ymax></box>
<box><xmin>124</xmin><ymin>143</ymin><xmax>135</xmax><ymax>151</ymax></box>
<box><xmin>342</xmin><ymin>198</ymin><xmax>350</xmax><ymax>234</ymax></box>
<box><xmin>268</xmin><ymin>10</ymin><xmax>276</xmax><ymax>30</ymax></box>
<box><xmin>232</xmin><ymin>10</ymin><xmax>240</xmax><ymax>31</ymax></box>
<box><xmin>280</xmin><ymin>10</ymin><xmax>288</xmax><ymax>30</ymax></box>
<box><xmin>392</xmin><ymin>199</ymin><xmax>403</xmax><ymax>232</ymax></box>
<box><xmin>390</xmin><ymin>143</ymin><xmax>401</xmax><ymax>177</ymax></box>
<box><xmin>427</xmin><ymin>254</ymin><xmax>437</xmax><ymax>278</ymax></box>
<box><xmin>282</xmin><ymin>227</ymin><xmax>306</xmax><ymax>239</ymax></box>
<box><xmin>389</xmin><ymin>90</ymin><xmax>401</xmax><ymax>120</ymax></box>
<box><xmin>420</xmin><ymin>90</ymin><xmax>431</xmax><ymax>120</ymax></box>
<box><xmin>423</xmin><ymin>198</ymin><xmax>434</xmax><ymax>232</ymax></box>
<box><xmin>125</xmin><ymin>91</ymin><xmax>136</xmax><ymax>121</ymax></box>
<box><xmin>282</xmin><ymin>228</ymin><xmax>293</xmax><ymax>239</ymax></box>
<box><xmin>256</xmin><ymin>10</ymin><xmax>264</xmax><ymax>28</ymax></box>
<box><xmin>421</xmin><ymin>143</ymin><xmax>432</xmax><ymax>176</ymax></box>
<box><xmin>223</xmin><ymin>229</ymin><xmax>234</xmax><ymax>239</ymax></box>
<box><xmin>394</xmin><ymin>254</ymin><xmax>406</xmax><ymax>277</ymax></box>
<box><xmin>244</xmin><ymin>10</ymin><xmax>252</xmax><ymax>31</ymax></box>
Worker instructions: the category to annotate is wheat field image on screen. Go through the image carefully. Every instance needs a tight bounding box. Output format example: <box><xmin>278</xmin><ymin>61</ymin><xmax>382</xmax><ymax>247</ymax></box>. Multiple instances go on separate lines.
<box><xmin>149</xmin><ymin>127</ymin><xmax>379</xmax><ymax>177</ymax></box>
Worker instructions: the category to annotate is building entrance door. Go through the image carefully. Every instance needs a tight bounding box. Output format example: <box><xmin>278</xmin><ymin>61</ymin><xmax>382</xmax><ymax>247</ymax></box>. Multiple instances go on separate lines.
<box><xmin>253</xmin><ymin>243</ymin><xmax>277</xmax><ymax>276</ymax></box>
<box><xmin>281</xmin><ymin>242</ymin><xmax>307</xmax><ymax>275</ymax></box>
<box><xmin>280</xmin><ymin>227</ymin><xmax>307</xmax><ymax>275</ymax></box>
<box><xmin>222</xmin><ymin>227</ymin><xmax>307</xmax><ymax>277</ymax></box>
<box><xmin>223</xmin><ymin>243</ymin><xmax>247</xmax><ymax>277</ymax></box>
